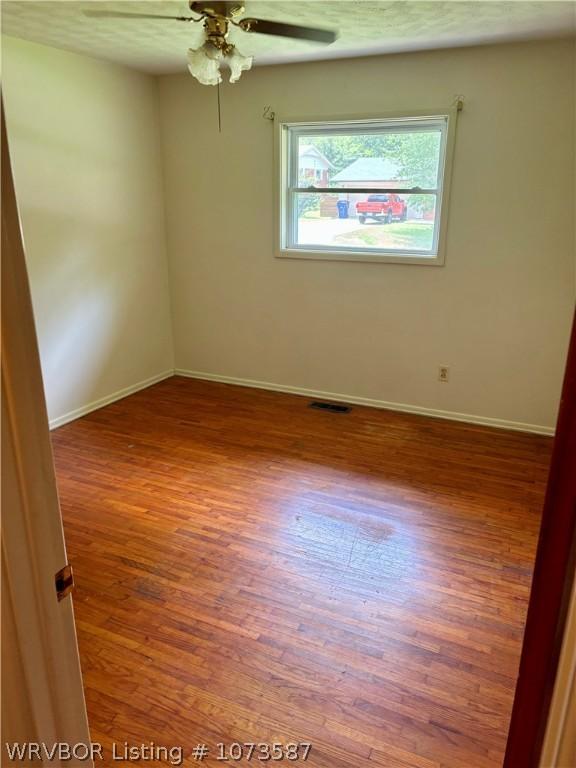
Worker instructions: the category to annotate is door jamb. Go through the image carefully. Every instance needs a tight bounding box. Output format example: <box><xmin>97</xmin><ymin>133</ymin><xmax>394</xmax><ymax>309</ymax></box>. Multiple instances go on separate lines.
<box><xmin>1</xmin><ymin>101</ymin><xmax>92</xmax><ymax>763</ymax></box>
<box><xmin>504</xmin><ymin>309</ymin><xmax>576</xmax><ymax>768</ymax></box>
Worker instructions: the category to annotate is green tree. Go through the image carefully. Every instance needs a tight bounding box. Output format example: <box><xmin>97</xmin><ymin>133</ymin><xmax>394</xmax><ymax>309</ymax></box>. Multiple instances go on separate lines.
<box><xmin>305</xmin><ymin>131</ymin><xmax>441</xmax><ymax>214</ymax></box>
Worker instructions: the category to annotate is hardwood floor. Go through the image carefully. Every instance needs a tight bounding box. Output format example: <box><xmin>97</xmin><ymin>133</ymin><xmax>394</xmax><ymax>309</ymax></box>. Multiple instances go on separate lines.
<box><xmin>52</xmin><ymin>376</ymin><xmax>552</xmax><ymax>768</ymax></box>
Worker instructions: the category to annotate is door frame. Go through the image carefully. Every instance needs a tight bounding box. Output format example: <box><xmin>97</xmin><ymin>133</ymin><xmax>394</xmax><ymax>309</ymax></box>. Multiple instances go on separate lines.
<box><xmin>504</xmin><ymin>309</ymin><xmax>576</xmax><ymax>768</ymax></box>
<box><xmin>1</xmin><ymin>103</ymin><xmax>92</xmax><ymax>763</ymax></box>
<box><xmin>540</xmin><ymin>574</ymin><xmax>576</xmax><ymax>766</ymax></box>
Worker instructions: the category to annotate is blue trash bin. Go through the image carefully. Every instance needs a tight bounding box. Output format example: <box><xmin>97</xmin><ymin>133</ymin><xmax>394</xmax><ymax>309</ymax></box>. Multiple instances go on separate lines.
<box><xmin>337</xmin><ymin>200</ymin><xmax>349</xmax><ymax>219</ymax></box>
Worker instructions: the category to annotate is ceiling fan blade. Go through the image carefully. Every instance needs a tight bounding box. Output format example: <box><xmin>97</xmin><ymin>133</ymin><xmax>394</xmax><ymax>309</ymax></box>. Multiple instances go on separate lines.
<box><xmin>82</xmin><ymin>10</ymin><xmax>193</xmax><ymax>21</ymax></box>
<box><xmin>239</xmin><ymin>18</ymin><xmax>337</xmax><ymax>44</ymax></box>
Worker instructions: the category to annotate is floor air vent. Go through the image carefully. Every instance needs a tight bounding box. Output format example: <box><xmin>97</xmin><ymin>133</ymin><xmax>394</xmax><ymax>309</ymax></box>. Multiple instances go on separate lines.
<box><xmin>309</xmin><ymin>401</ymin><xmax>351</xmax><ymax>414</ymax></box>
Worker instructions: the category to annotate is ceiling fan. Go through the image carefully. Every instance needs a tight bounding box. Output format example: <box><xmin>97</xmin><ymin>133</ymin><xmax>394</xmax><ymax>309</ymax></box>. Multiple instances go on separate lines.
<box><xmin>83</xmin><ymin>2</ymin><xmax>338</xmax><ymax>85</ymax></box>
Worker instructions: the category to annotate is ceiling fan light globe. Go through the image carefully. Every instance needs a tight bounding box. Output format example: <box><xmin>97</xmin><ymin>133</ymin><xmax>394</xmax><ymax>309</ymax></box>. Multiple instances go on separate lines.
<box><xmin>227</xmin><ymin>47</ymin><xmax>253</xmax><ymax>83</ymax></box>
<box><xmin>187</xmin><ymin>44</ymin><xmax>223</xmax><ymax>85</ymax></box>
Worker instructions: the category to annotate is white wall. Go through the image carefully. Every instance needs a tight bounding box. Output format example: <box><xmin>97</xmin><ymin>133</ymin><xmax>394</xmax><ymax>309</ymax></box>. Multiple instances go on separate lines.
<box><xmin>3</xmin><ymin>37</ymin><xmax>174</xmax><ymax>426</ymax></box>
<box><xmin>159</xmin><ymin>39</ymin><xmax>575</xmax><ymax>433</ymax></box>
<box><xmin>3</xmin><ymin>37</ymin><xmax>573</xmax><ymax>433</ymax></box>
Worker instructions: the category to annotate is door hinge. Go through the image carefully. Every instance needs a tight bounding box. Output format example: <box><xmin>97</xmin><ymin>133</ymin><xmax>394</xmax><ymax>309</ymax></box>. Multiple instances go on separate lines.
<box><xmin>55</xmin><ymin>564</ymin><xmax>74</xmax><ymax>601</ymax></box>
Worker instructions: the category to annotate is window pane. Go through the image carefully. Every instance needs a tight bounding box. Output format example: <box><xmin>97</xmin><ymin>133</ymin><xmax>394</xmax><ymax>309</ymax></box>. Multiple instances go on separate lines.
<box><xmin>294</xmin><ymin>193</ymin><xmax>437</xmax><ymax>253</ymax></box>
<box><xmin>295</xmin><ymin>129</ymin><xmax>443</xmax><ymax>190</ymax></box>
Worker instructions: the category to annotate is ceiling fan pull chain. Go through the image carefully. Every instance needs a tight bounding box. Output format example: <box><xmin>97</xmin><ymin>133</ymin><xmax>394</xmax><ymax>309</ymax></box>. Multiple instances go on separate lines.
<box><xmin>217</xmin><ymin>82</ymin><xmax>222</xmax><ymax>133</ymax></box>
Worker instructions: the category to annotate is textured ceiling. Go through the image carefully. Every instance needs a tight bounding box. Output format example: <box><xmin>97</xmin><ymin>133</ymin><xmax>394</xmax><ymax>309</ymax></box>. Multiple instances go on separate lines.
<box><xmin>2</xmin><ymin>1</ymin><xmax>575</xmax><ymax>74</ymax></box>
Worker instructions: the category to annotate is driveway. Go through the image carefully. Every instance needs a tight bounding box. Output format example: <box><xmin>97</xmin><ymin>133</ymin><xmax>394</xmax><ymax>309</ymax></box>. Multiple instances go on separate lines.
<box><xmin>298</xmin><ymin>217</ymin><xmax>362</xmax><ymax>245</ymax></box>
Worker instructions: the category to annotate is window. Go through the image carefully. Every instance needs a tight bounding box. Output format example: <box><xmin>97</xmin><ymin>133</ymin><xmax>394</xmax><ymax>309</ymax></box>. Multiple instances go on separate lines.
<box><xmin>277</xmin><ymin>111</ymin><xmax>457</xmax><ymax>265</ymax></box>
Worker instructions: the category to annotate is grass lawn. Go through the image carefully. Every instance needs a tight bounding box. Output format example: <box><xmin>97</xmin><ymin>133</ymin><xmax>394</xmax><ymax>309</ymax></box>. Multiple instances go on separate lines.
<box><xmin>335</xmin><ymin>221</ymin><xmax>434</xmax><ymax>250</ymax></box>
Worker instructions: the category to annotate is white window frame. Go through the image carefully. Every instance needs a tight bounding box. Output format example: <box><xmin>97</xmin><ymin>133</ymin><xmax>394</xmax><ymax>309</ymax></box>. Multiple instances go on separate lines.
<box><xmin>275</xmin><ymin>108</ymin><xmax>459</xmax><ymax>266</ymax></box>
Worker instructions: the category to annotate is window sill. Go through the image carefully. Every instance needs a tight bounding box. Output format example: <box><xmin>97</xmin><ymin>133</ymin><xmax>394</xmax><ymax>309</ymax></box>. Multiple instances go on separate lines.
<box><xmin>276</xmin><ymin>248</ymin><xmax>445</xmax><ymax>266</ymax></box>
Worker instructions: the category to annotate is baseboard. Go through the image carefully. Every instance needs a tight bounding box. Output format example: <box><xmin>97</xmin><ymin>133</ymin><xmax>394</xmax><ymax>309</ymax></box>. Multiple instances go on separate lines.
<box><xmin>49</xmin><ymin>370</ymin><xmax>174</xmax><ymax>430</ymax></box>
<box><xmin>49</xmin><ymin>366</ymin><xmax>556</xmax><ymax>436</ymax></box>
<box><xmin>175</xmin><ymin>368</ymin><xmax>556</xmax><ymax>437</ymax></box>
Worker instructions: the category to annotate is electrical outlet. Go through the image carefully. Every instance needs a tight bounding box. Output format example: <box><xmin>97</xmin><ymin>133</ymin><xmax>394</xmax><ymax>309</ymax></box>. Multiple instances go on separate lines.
<box><xmin>438</xmin><ymin>366</ymin><xmax>450</xmax><ymax>382</ymax></box>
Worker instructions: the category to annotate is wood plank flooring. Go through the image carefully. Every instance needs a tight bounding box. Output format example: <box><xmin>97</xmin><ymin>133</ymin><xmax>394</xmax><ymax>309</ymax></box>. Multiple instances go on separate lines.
<box><xmin>51</xmin><ymin>377</ymin><xmax>552</xmax><ymax>768</ymax></box>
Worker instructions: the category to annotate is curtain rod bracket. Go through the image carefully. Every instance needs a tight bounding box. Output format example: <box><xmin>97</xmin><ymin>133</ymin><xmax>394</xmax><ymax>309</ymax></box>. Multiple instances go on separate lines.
<box><xmin>263</xmin><ymin>106</ymin><xmax>275</xmax><ymax>121</ymax></box>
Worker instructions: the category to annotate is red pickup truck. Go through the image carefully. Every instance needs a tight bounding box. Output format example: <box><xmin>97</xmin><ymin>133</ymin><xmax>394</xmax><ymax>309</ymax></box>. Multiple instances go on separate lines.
<box><xmin>356</xmin><ymin>194</ymin><xmax>407</xmax><ymax>224</ymax></box>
